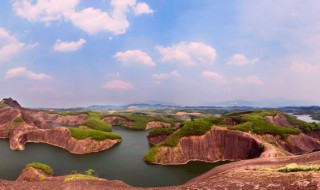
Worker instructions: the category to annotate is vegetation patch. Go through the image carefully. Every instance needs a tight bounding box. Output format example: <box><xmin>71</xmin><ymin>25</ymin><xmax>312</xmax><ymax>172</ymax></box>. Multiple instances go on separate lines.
<box><xmin>224</xmin><ymin>110</ymin><xmax>301</xmax><ymax>138</ymax></box>
<box><xmin>64</xmin><ymin>174</ymin><xmax>100</xmax><ymax>182</ymax></box>
<box><xmin>148</xmin><ymin>128</ymin><xmax>175</xmax><ymax>137</ymax></box>
<box><xmin>0</xmin><ymin>103</ymin><xmax>7</xmax><ymax>109</ymax></box>
<box><xmin>144</xmin><ymin>146</ymin><xmax>161</xmax><ymax>163</ymax></box>
<box><xmin>105</xmin><ymin>113</ymin><xmax>176</xmax><ymax>130</ymax></box>
<box><xmin>26</xmin><ymin>162</ymin><xmax>53</xmax><ymax>175</ymax></box>
<box><xmin>81</xmin><ymin>112</ymin><xmax>112</xmax><ymax>132</ymax></box>
<box><xmin>69</xmin><ymin>128</ymin><xmax>121</xmax><ymax>141</ymax></box>
<box><xmin>13</xmin><ymin>117</ymin><xmax>24</xmax><ymax>123</ymax></box>
<box><xmin>285</xmin><ymin>114</ymin><xmax>320</xmax><ymax>132</ymax></box>
<box><xmin>276</xmin><ymin>163</ymin><xmax>320</xmax><ymax>172</ymax></box>
<box><xmin>156</xmin><ymin>118</ymin><xmax>212</xmax><ymax>148</ymax></box>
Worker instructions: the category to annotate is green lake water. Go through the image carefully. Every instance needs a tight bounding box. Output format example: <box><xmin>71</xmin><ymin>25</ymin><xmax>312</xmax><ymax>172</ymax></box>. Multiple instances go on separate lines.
<box><xmin>0</xmin><ymin>126</ymin><xmax>226</xmax><ymax>187</ymax></box>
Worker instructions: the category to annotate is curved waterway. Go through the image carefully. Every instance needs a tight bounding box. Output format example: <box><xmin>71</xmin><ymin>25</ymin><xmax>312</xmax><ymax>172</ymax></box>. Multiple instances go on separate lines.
<box><xmin>293</xmin><ymin>115</ymin><xmax>319</xmax><ymax>123</ymax></box>
<box><xmin>0</xmin><ymin>126</ymin><xmax>226</xmax><ymax>187</ymax></box>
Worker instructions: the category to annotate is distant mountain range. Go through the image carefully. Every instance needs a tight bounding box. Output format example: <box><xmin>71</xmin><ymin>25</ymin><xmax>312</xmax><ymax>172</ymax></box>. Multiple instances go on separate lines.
<box><xmin>33</xmin><ymin>99</ymin><xmax>319</xmax><ymax>111</ymax></box>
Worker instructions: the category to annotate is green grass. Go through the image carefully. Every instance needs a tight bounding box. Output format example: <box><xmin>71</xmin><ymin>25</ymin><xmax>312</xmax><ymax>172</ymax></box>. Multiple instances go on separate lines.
<box><xmin>64</xmin><ymin>174</ymin><xmax>100</xmax><ymax>182</ymax></box>
<box><xmin>69</xmin><ymin>128</ymin><xmax>121</xmax><ymax>141</ymax></box>
<box><xmin>228</xmin><ymin>122</ymin><xmax>252</xmax><ymax>132</ymax></box>
<box><xmin>160</xmin><ymin>118</ymin><xmax>212</xmax><ymax>147</ymax></box>
<box><xmin>81</xmin><ymin>112</ymin><xmax>112</xmax><ymax>132</ymax></box>
<box><xmin>225</xmin><ymin>110</ymin><xmax>301</xmax><ymax>138</ymax></box>
<box><xmin>148</xmin><ymin>128</ymin><xmax>175</xmax><ymax>137</ymax></box>
<box><xmin>13</xmin><ymin>117</ymin><xmax>23</xmax><ymax>123</ymax></box>
<box><xmin>276</xmin><ymin>163</ymin><xmax>320</xmax><ymax>172</ymax></box>
<box><xmin>26</xmin><ymin>162</ymin><xmax>53</xmax><ymax>175</ymax></box>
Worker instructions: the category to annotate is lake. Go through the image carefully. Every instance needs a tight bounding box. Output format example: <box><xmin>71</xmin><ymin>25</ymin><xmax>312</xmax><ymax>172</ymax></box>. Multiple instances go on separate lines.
<box><xmin>292</xmin><ymin>115</ymin><xmax>319</xmax><ymax>123</ymax></box>
<box><xmin>0</xmin><ymin>126</ymin><xmax>226</xmax><ymax>187</ymax></box>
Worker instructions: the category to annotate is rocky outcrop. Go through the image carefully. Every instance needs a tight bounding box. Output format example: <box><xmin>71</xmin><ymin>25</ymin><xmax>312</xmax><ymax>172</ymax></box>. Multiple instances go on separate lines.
<box><xmin>17</xmin><ymin>167</ymin><xmax>52</xmax><ymax>182</ymax></box>
<box><xmin>151</xmin><ymin>127</ymin><xmax>264</xmax><ymax>165</ymax></box>
<box><xmin>147</xmin><ymin>135</ymin><xmax>169</xmax><ymax>145</ymax></box>
<box><xmin>102</xmin><ymin>116</ymin><xmax>133</xmax><ymax>128</ymax></box>
<box><xmin>265</xmin><ymin>114</ymin><xmax>292</xmax><ymax>128</ymax></box>
<box><xmin>0</xmin><ymin>98</ymin><xmax>21</xmax><ymax>108</ymax></box>
<box><xmin>149</xmin><ymin>126</ymin><xmax>320</xmax><ymax>165</ymax></box>
<box><xmin>8</xmin><ymin>127</ymin><xmax>120</xmax><ymax>154</ymax></box>
<box><xmin>145</xmin><ymin>121</ymin><xmax>171</xmax><ymax>130</ymax></box>
<box><xmin>259</xmin><ymin>133</ymin><xmax>320</xmax><ymax>155</ymax></box>
<box><xmin>15</xmin><ymin>167</ymin><xmax>131</xmax><ymax>189</ymax></box>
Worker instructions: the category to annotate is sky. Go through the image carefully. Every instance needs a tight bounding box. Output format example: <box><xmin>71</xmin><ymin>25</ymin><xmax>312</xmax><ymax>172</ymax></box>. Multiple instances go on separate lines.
<box><xmin>1</xmin><ymin>0</ymin><xmax>320</xmax><ymax>107</ymax></box>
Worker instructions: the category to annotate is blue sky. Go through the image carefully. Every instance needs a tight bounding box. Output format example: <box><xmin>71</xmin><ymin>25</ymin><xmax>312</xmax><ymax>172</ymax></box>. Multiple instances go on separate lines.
<box><xmin>1</xmin><ymin>0</ymin><xmax>320</xmax><ymax>107</ymax></box>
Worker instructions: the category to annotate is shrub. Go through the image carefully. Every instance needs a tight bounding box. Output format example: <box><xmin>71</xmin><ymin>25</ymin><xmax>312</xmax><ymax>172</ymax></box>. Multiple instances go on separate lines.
<box><xmin>13</xmin><ymin>117</ymin><xmax>23</xmax><ymax>123</ymax></box>
<box><xmin>148</xmin><ymin>128</ymin><xmax>175</xmax><ymax>137</ymax></box>
<box><xmin>228</xmin><ymin>122</ymin><xmax>252</xmax><ymax>132</ymax></box>
<box><xmin>26</xmin><ymin>162</ymin><xmax>53</xmax><ymax>175</ymax></box>
<box><xmin>144</xmin><ymin>146</ymin><xmax>160</xmax><ymax>163</ymax></box>
<box><xmin>160</xmin><ymin>119</ymin><xmax>212</xmax><ymax>147</ymax></box>
<box><xmin>69</xmin><ymin>128</ymin><xmax>121</xmax><ymax>141</ymax></box>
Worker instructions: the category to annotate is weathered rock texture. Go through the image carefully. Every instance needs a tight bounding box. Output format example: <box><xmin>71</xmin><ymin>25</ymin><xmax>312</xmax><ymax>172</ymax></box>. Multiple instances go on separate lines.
<box><xmin>102</xmin><ymin>116</ymin><xmax>134</xmax><ymax>128</ymax></box>
<box><xmin>152</xmin><ymin>127</ymin><xmax>264</xmax><ymax>165</ymax></box>
<box><xmin>9</xmin><ymin>127</ymin><xmax>120</xmax><ymax>154</ymax></box>
<box><xmin>0</xmin><ymin>100</ymin><xmax>120</xmax><ymax>154</ymax></box>
<box><xmin>147</xmin><ymin>135</ymin><xmax>169</xmax><ymax>145</ymax></box>
<box><xmin>145</xmin><ymin>121</ymin><xmax>171</xmax><ymax>130</ymax></box>
<box><xmin>150</xmin><ymin>126</ymin><xmax>320</xmax><ymax>165</ymax></box>
<box><xmin>265</xmin><ymin>114</ymin><xmax>292</xmax><ymax>128</ymax></box>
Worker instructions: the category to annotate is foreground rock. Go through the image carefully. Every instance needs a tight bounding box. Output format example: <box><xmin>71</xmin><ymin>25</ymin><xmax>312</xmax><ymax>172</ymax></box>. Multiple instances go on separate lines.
<box><xmin>0</xmin><ymin>99</ymin><xmax>120</xmax><ymax>154</ymax></box>
<box><xmin>2</xmin><ymin>152</ymin><xmax>320</xmax><ymax>189</ymax></box>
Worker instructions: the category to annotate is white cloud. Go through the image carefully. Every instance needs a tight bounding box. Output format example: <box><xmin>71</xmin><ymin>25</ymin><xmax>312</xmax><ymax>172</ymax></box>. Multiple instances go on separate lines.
<box><xmin>152</xmin><ymin>70</ymin><xmax>181</xmax><ymax>80</ymax></box>
<box><xmin>0</xmin><ymin>28</ymin><xmax>25</xmax><ymax>63</ymax></box>
<box><xmin>228</xmin><ymin>54</ymin><xmax>258</xmax><ymax>66</ymax></box>
<box><xmin>201</xmin><ymin>71</ymin><xmax>226</xmax><ymax>83</ymax></box>
<box><xmin>291</xmin><ymin>61</ymin><xmax>320</xmax><ymax>74</ymax></box>
<box><xmin>103</xmin><ymin>80</ymin><xmax>134</xmax><ymax>90</ymax></box>
<box><xmin>156</xmin><ymin>42</ymin><xmax>217</xmax><ymax>66</ymax></box>
<box><xmin>13</xmin><ymin>0</ymin><xmax>154</xmax><ymax>35</ymax></box>
<box><xmin>134</xmin><ymin>2</ymin><xmax>154</xmax><ymax>15</ymax></box>
<box><xmin>12</xmin><ymin>0</ymin><xmax>78</xmax><ymax>23</ymax></box>
<box><xmin>235</xmin><ymin>75</ymin><xmax>263</xmax><ymax>85</ymax></box>
<box><xmin>113</xmin><ymin>50</ymin><xmax>155</xmax><ymax>66</ymax></box>
<box><xmin>5</xmin><ymin>67</ymin><xmax>52</xmax><ymax>80</ymax></box>
<box><xmin>53</xmin><ymin>38</ymin><xmax>86</xmax><ymax>52</ymax></box>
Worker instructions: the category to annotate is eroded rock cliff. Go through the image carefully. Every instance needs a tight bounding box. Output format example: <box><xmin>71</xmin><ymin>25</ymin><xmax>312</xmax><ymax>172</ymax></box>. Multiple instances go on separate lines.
<box><xmin>0</xmin><ymin>99</ymin><xmax>120</xmax><ymax>154</ymax></box>
<box><xmin>150</xmin><ymin>127</ymin><xmax>264</xmax><ymax>165</ymax></box>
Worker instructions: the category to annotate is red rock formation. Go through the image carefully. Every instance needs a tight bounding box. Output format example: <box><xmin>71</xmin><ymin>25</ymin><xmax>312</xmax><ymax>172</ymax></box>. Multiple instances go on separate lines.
<box><xmin>152</xmin><ymin>127</ymin><xmax>264</xmax><ymax>165</ymax></box>
<box><xmin>145</xmin><ymin>121</ymin><xmax>171</xmax><ymax>130</ymax></box>
<box><xmin>147</xmin><ymin>135</ymin><xmax>169</xmax><ymax>145</ymax></box>
<box><xmin>265</xmin><ymin>114</ymin><xmax>292</xmax><ymax>128</ymax></box>
<box><xmin>0</xmin><ymin>101</ymin><xmax>120</xmax><ymax>154</ymax></box>
<box><xmin>9</xmin><ymin>128</ymin><xmax>120</xmax><ymax>154</ymax></box>
<box><xmin>102</xmin><ymin>116</ymin><xmax>133</xmax><ymax>128</ymax></box>
<box><xmin>150</xmin><ymin>126</ymin><xmax>320</xmax><ymax>165</ymax></box>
